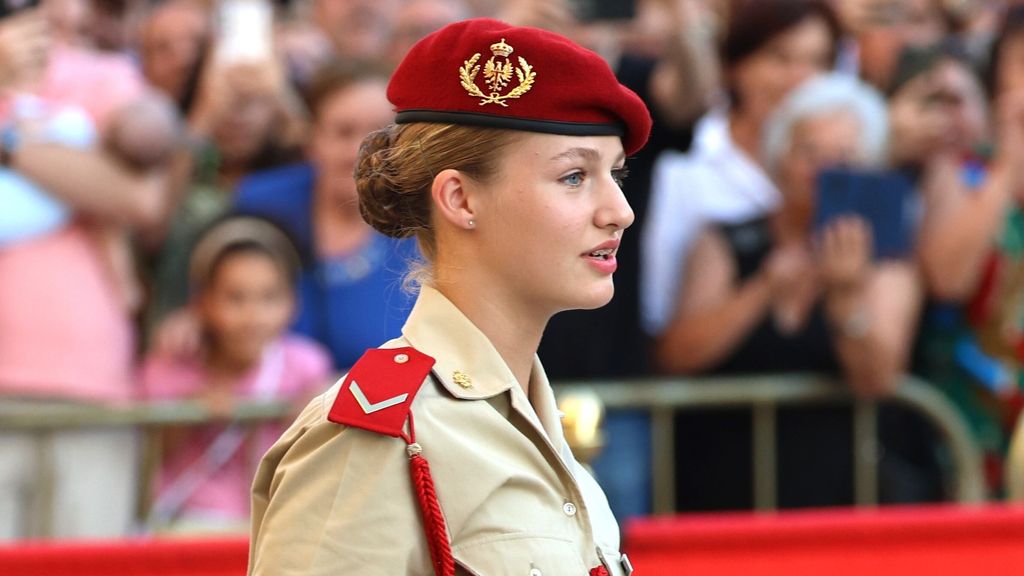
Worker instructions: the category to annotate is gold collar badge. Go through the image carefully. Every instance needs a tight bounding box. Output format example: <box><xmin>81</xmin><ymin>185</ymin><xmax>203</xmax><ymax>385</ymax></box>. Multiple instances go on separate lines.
<box><xmin>453</xmin><ymin>370</ymin><xmax>473</xmax><ymax>388</ymax></box>
<box><xmin>460</xmin><ymin>38</ymin><xmax>536</xmax><ymax>107</ymax></box>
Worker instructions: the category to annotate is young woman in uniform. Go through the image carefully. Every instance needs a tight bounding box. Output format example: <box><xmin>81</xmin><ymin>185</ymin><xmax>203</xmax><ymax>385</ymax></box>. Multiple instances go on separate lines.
<box><xmin>248</xmin><ymin>18</ymin><xmax>650</xmax><ymax>576</ymax></box>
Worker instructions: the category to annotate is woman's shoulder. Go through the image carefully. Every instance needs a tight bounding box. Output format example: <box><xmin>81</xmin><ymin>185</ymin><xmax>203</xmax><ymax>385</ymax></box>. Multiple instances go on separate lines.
<box><xmin>258</xmin><ymin>343</ymin><xmax>438</xmax><ymax>454</ymax></box>
<box><xmin>277</xmin><ymin>334</ymin><xmax>335</xmax><ymax>389</ymax></box>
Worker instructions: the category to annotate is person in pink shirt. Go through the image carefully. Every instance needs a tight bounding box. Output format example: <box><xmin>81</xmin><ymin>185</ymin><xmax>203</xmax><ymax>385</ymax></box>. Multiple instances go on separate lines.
<box><xmin>0</xmin><ymin>4</ymin><xmax>175</xmax><ymax>540</ymax></box>
<box><xmin>141</xmin><ymin>217</ymin><xmax>331</xmax><ymax>532</ymax></box>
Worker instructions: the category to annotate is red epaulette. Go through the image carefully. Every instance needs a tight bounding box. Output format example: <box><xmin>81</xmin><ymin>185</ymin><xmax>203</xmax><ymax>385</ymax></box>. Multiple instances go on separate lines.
<box><xmin>327</xmin><ymin>347</ymin><xmax>435</xmax><ymax>439</ymax></box>
<box><xmin>326</xmin><ymin>347</ymin><xmax>454</xmax><ymax>576</ymax></box>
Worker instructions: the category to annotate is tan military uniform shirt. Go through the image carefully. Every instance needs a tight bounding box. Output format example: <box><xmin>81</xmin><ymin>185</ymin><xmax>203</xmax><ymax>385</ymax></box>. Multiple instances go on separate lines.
<box><xmin>249</xmin><ymin>285</ymin><xmax>628</xmax><ymax>575</ymax></box>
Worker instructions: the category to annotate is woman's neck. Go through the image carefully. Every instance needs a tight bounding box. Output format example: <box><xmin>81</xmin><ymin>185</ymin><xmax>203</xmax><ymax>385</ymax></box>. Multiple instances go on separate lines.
<box><xmin>313</xmin><ymin>185</ymin><xmax>371</xmax><ymax>256</ymax></box>
<box><xmin>728</xmin><ymin>109</ymin><xmax>765</xmax><ymax>164</ymax></box>
<box><xmin>433</xmin><ymin>270</ymin><xmax>546</xmax><ymax>396</ymax></box>
<box><xmin>771</xmin><ymin>204</ymin><xmax>812</xmax><ymax>244</ymax></box>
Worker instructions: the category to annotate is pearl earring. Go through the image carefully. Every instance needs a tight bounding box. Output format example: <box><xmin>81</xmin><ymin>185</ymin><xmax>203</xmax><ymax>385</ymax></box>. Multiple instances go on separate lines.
<box><xmin>468</xmin><ymin>219</ymin><xmax>475</xmax><ymax>228</ymax></box>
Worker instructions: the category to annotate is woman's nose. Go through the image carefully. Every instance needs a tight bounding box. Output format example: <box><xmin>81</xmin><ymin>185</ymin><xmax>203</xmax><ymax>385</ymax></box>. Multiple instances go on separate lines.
<box><xmin>596</xmin><ymin>184</ymin><xmax>634</xmax><ymax>231</ymax></box>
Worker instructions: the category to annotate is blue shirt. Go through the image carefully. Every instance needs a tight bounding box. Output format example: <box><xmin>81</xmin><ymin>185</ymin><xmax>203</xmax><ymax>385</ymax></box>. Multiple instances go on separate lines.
<box><xmin>235</xmin><ymin>163</ymin><xmax>418</xmax><ymax>369</ymax></box>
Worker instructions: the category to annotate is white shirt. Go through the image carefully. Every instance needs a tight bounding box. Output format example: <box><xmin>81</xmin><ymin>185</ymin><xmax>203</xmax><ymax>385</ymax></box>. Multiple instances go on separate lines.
<box><xmin>640</xmin><ymin>109</ymin><xmax>780</xmax><ymax>335</ymax></box>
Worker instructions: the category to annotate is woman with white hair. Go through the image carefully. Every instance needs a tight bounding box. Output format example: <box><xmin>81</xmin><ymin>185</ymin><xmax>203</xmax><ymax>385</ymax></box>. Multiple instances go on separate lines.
<box><xmin>660</xmin><ymin>73</ymin><xmax>924</xmax><ymax>511</ymax></box>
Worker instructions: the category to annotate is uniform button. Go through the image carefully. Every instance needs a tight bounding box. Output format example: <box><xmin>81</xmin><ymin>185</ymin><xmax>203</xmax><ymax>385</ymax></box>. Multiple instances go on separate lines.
<box><xmin>394</xmin><ymin>353</ymin><xmax>409</xmax><ymax>364</ymax></box>
<box><xmin>562</xmin><ymin>502</ymin><xmax>577</xmax><ymax>517</ymax></box>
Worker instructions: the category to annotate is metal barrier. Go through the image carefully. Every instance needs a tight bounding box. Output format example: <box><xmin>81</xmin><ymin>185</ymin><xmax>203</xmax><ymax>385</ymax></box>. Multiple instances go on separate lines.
<box><xmin>0</xmin><ymin>373</ymin><xmax>987</xmax><ymax>535</ymax></box>
<box><xmin>556</xmin><ymin>374</ymin><xmax>987</xmax><ymax>514</ymax></box>
<box><xmin>0</xmin><ymin>398</ymin><xmax>295</xmax><ymax>538</ymax></box>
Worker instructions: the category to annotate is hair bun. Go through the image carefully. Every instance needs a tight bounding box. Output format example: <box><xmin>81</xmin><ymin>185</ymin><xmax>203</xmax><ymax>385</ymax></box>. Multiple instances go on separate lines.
<box><xmin>355</xmin><ymin>125</ymin><xmax>420</xmax><ymax>239</ymax></box>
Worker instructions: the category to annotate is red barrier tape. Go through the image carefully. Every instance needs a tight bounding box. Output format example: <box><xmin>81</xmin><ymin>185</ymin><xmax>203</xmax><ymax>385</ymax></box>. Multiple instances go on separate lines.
<box><xmin>624</xmin><ymin>504</ymin><xmax>1024</xmax><ymax>576</ymax></box>
<box><xmin>0</xmin><ymin>537</ymin><xmax>249</xmax><ymax>576</ymax></box>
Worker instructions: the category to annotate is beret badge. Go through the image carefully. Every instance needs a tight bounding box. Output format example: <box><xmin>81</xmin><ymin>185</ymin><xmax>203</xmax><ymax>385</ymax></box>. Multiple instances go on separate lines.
<box><xmin>459</xmin><ymin>37</ymin><xmax>536</xmax><ymax>107</ymax></box>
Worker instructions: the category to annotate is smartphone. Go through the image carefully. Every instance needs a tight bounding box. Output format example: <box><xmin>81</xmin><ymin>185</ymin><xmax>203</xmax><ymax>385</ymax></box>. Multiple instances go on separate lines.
<box><xmin>215</xmin><ymin>0</ymin><xmax>274</xmax><ymax>64</ymax></box>
<box><xmin>574</xmin><ymin>0</ymin><xmax>636</xmax><ymax>22</ymax></box>
<box><xmin>0</xmin><ymin>0</ymin><xmax>39</xmax><ymax>19</ymax></box>
<box><xmin>813</xmin><ymin>168</ymin><xmax>917</xmax><ymax>260</ymax></box>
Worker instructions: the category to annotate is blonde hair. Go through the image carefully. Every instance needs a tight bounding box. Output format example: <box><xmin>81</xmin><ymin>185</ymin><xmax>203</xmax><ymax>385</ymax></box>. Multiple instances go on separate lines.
<box><xmin>355</xmin><ymin>123</ymin><xmax>521</xmax><ymax>270</ymax></box>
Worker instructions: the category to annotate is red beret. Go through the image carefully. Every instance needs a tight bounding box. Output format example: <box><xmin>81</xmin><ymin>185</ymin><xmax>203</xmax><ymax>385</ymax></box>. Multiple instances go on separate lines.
<box><xmin>388</xmin><ymin>18</ymin><xmax>652</xmax><ymax>156</ymax></box>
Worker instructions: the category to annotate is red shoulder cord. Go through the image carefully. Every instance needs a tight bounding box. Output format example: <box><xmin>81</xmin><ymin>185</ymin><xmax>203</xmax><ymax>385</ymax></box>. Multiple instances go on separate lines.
<box><xmin>402</xmin><ymin>413</ymin><xmax>455</xmax><ymax>576</ymax></box>
<box><xmin>402</xmin><ymin>409</ymin><xmax>610</xmax><ymax>576</ymax></box>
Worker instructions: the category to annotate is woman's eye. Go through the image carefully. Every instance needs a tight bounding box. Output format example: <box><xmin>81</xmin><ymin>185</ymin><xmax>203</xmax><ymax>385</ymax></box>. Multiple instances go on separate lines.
<box><xmin>561</xmin><ymin>171</ymin><xmax>585</xmax><ymax>186</ymax></box>
<box><xmin>612</xmin><ymin>166</ymin><xmax>630</xmax><ymax>187</ymax></box>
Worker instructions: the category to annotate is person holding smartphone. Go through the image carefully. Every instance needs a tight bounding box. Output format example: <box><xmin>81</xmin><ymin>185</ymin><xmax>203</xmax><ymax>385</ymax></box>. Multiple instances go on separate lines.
<box><xmin>913</xmin><ymin>9</ymin><xmax>1024</xmax><ymax>497</ymax></box>
<box><xmin>654</xmin><ymin>73</ymin><xmax>924</xmax><ymax>511</ymax></box>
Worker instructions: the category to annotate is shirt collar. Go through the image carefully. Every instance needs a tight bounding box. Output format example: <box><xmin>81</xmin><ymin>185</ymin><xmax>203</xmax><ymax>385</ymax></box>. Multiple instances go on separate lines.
<box><xmin>402</xmin><ymin>285</ymin><xmax>519</xmax><ymax>400</ymax></box>
<box><xmin>400</xmin><ymin>285</ymin><xmax>566</xmax><ymax>451</ymax></box>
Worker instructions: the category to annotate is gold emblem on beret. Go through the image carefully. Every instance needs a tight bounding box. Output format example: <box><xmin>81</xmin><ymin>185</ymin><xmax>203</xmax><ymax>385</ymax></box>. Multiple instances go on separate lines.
<box><xmin>460</xmin><ymin>38</ymin><xmax>536</xmax><ymax>107</ymax></box>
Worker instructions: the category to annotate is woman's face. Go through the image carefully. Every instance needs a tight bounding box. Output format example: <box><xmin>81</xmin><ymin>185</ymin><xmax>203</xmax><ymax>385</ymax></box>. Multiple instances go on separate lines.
<box><xmin>314</xmin><ymin>0</ymin><xmax>399</xmax><ymax>59</ymax></box>
<box><xmin>847</xmin><ymin>0</ymin><xmax>946</xmax><ymax>89</ymax></box>
<box><xmin>731</xmin><ymin>16</ymin><xmax>833</xmax><ymax>120</ymax></box>
<box><xmin>199</xmin><ymin>251</ymin><xmax>295</xmax><ymax>367</ymax></box>
<box><xmin>310</xmin><ymin>79</ymin><xmax>393</xmax><ymax>205</ymax></box>
<box><xmin>211</xmin><ymin>70</ymin><xmax>281</xmax><ymax>166</ymax></box>
<box><xmin>468</xmin><ymin>134</ymin><xmax>633</xmax><ymax>315</ymax></box>
<box><xmin>888</xmin><ymin>59</ymin><xmax>987</xmax><ymax>164</ymax></box>
<box><xmin>141</xmin><ymin>3</ymin><xmax>208</xmax><ymax>103</ymax></box>
<box><xmin>777</xmin><ymin>109</ymin><xmax>864</xmax><ymax>225</ymax></box>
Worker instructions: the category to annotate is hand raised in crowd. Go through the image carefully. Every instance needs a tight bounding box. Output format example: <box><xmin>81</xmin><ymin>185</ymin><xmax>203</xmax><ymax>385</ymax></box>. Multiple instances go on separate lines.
<box><xmin>817</xmin><ymin>216</ymin><xmax>872</xmax><ymax>296</ymax></box>
<box><xmin>888</xmin><ymin>70</ymin><xmax>960</xmax><ymax>166</ymax></box>
<box><xmin>277</xmin><ymin>22</ymin><xmax>334</xmax><ymax>87</ymax></box>
<box><xmin>763</xmin><ymin>242</ymin><xmax>815</xmax><ymax>299</ymax></box>
<box><xmin>0</xmin><ymin>9</ymin><xmax>50</xmax><ymax>90</ymax></box>
<box><xmin>153</xmin><ymin>307</ymin><xmax>203</xmax><ymax>362</ymax></box>
<box><xmin>186</xmin><ymin>56</ymin><xmax>285</xmax><ymax>138</ymax></box>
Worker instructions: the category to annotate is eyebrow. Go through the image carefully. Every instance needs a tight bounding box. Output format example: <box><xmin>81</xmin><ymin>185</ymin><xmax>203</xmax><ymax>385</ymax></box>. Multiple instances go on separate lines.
<box><xmin>549</xmin><ymin>147</ymin><xmax>627</xmax><ymax>165</ymax></box>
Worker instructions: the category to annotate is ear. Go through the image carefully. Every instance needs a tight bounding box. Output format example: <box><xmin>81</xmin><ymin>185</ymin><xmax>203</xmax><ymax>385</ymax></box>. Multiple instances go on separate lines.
<box><xmin>430</xmin><ymin>168</ymin><xmax>477</xmax><ymax>230</ymax></box>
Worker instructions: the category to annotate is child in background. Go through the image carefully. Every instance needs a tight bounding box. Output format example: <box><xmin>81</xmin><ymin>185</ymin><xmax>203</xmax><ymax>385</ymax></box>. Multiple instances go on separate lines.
<box><xmin>140</xmin><ymin>216</ymin><xmax>331</xmax><ymax>532</ymax></box>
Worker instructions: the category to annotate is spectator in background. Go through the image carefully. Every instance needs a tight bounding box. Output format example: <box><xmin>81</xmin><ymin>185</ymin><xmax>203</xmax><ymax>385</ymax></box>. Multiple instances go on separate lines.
<box><xmin>0</xmin><ymin>3</ymin><xmax>173</xmax><ymax>538</ymax></box>
<box><xmin>139</xmin><ymin>0</ymin><xmax>210</xmax><ymax>116</ymax></box>
<box><xmin>142</xmin><ymin>217</ymin><xmax>330</xmax><ymax>532</ymax></box>
<box><xmin>832</xmin><ymin>0</ymin><xmax>949</xmax><ymax>89</ymax></box>
<box><xmin>386</xmin><ymin>0</ymin><xmax>471</xmax><ymax>67</ymax></box>
<box><xmin>887</xmin><ymin>42</ymin><xmax>988</xmax><ymax>177</ymax></box>
<box><xmin>658</xmin><ymin>73</ymin><xmax>924</xmax><ymax>510</ymax></box>
<box><xmin>235</xmin><ymin>61</ymin><xmax>417</xmax><ymax>369</ymax></box>
<box><xmin>89</xmin><ymin>0</ymin><xmax>149</xmax><ymax>53</ymax></box>
<box><xmin>913</xmin><ymin>9</ymin><xmax>1024</xmax><ymax>495</ymax></box>
<box><xmin>642</xmin><ymin>0</ymin><xmax>840</xmax><ymax>353</ymax></box>
<box><xmin>313</xmin><ymin>0</ymin><xmax>400</xmax><ymax>60</ymax></box>
<box><xmin>147</xmin><ymin>42</ymin><xmax>306</xmax><ymax>327</ymax></box>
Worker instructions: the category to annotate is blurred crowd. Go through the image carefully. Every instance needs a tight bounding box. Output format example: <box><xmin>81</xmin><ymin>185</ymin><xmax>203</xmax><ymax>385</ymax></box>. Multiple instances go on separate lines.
<box><xmin>2</xmin><ymin>0</ymin><xmax>1024</xmax><ymax>540</ymax></box>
